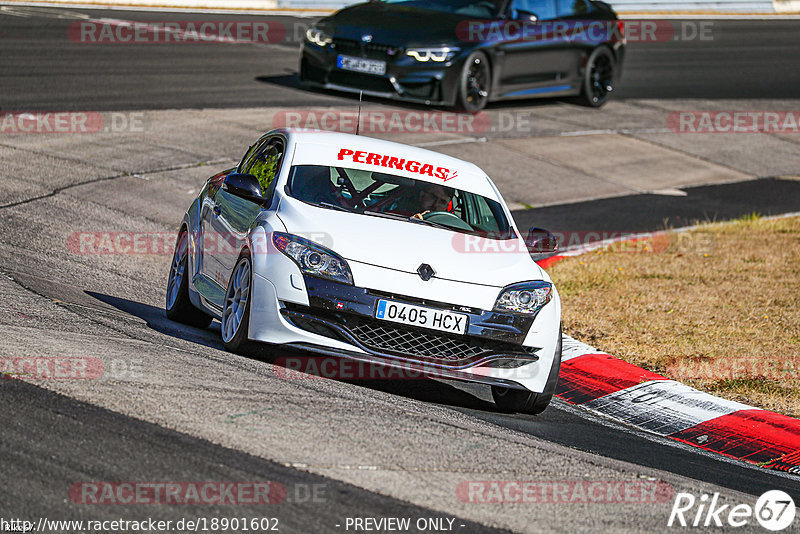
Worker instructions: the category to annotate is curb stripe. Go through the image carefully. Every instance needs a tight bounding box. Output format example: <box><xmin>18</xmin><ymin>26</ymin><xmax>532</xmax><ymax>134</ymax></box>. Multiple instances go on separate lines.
<box><xmin>669</xmin><ymin>410</ymin><xmax>800</xmax><ymax>464</ymax></box>
<box><xmin>557</xmin><ymin>353</ymin><xmax>667</xmax><ymax>404</ymax></box>
<box><xmin>556</xmin><ymin>335</ymin><xmax>800</xmax><ymax>475</ymax></box>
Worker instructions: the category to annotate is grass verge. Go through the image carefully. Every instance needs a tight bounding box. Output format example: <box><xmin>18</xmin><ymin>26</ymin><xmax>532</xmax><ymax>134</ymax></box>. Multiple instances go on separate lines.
<box><xmin>549</xmin><ymin>215</ymin><xmax>800</xmax><ymax>417</ymax></box>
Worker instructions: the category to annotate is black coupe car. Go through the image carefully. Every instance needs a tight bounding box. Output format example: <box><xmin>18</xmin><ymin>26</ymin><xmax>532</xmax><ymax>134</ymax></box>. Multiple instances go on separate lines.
<box><xmin>300</xmin><ymin>0</ymin><xmax>626</xmax><ymax>112</ymax></box>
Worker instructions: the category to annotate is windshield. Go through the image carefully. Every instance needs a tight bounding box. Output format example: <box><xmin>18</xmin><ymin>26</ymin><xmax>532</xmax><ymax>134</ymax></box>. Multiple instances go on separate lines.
<box><xmin>380</xmin><ymin>0</ymin><xmax>504</xmax><ymax>18</ymax></box>
<box><xmin>286</xmin><ymin>165</ymin><xmax>515</xmax><ymax>239</ymax></box>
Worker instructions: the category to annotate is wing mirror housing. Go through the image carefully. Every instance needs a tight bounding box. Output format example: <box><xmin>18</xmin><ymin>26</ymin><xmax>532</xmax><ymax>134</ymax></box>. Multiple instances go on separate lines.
<box><xmin>223</xmin><ymin>173</ymin><xmax>265</xmax><ymax>204</ymax></box>
<box><xmin>513</xmin><ymin>9</ymin><xmax>539</xmax><ymax>22</ymax></box>
<box><xmin>525</xmin><ymin>227</ymin><xmax>559</xmax><ymax>254</ymax></box>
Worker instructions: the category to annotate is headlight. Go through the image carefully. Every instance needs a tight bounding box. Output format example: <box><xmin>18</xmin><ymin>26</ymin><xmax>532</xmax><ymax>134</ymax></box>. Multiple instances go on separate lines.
<box><xmin>306</xmin><ymin>27</ymin><xmax>333</xmax><ymax>47</ymax></box>
<box><xmin>494</xmin><ymin>281</ymin><xmax>552</xmax><ymax>315</ymax></box>
<box><xmin>273</xmin><ymin>232</ymin><xmax>353</xmax><ymax>285</ymax></box>
<box><xmin>406</xmin><ymin>47</ymin><xmax>459</xmax><ymax>62</ymax></box>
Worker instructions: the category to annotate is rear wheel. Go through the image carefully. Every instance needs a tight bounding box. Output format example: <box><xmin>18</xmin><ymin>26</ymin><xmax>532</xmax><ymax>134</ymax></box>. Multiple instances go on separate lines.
<box><xmin>165</xmin><ymin>229</ymin><xmax>212</xmax><ymax>328</ymax></box>
<box><xmin>221</xmin><ymin>254</ymin><xmax>254</xmax><ymax>353</ymax></box>
<box><xmin>578</xmin><ymin>46</ymin><xmax>616</xmax><ymax>107</ymax></box>
<box><xmin>457</xmin><ymin>51</ymin><xmax>491</xmax><ymax>113</ymax></box>
<box><xmin>491</xmin><ymin>330</ymin><xmax>562</xmax><ymax>415</ymax></box>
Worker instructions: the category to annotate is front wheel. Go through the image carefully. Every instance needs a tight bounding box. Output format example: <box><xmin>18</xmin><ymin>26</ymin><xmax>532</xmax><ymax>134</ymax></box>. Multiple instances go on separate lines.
<box><xmin>221</xmin><ymin>254</ymin><xmax>254</xmax><ymax>353</ymax></box>
<box><xmin>491</xmin><ymin>329</ymin><xmax>562</xmax><ymax>415</ymax></box>
<box><xmin>456</xmin><ymin>51</ymin><xmax>491</xmax><ymax>113</ymax></box>
<box><xmin>578</xmin><ymin>46</ymin><xmax>616</xmax><ymax>107</ymax></box>
<box><xmin>492</xmin><ymin>386</ymin><xmax>553</xmax><ymax>415</ymax></box>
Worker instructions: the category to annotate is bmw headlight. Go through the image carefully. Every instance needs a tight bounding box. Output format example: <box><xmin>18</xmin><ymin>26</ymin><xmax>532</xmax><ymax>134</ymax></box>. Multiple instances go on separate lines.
<box><xmin>494</xmin><ymin>281</ymin><xmax>552</xmax><ymax>315</ymax></box>
<box><xmin>273</xmin><ymin>232</ymin><xmax>353</xmax><ymax>285</ymax></box>
<box><xmin>406</xmin><ymin>47</ymin><xmax>459</xmax><ymax>62</ymax></box>
<box><xmin>306</xmin><ymin>27</ymin><xmax>333</xmax><ymax>47</ymax></box>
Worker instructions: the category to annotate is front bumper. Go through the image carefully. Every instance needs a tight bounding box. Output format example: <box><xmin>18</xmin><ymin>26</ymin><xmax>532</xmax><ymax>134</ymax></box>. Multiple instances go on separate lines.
<box><xmin>300</xmin><ymin>42</ymin><xmax>464</xmax><ymax>106</ymax></box>
<box><xmin>248</xmin><ymin>262</ymin><xmax>561</xmax><ymax>392</ymax></box>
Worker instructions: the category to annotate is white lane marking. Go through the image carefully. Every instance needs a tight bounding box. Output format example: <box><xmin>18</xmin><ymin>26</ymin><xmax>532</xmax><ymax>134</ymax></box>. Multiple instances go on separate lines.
<box><xmin>414</xmin><ymin>137</ymin><xmax>487</xmax><ymax>148</ymax></box>
<box><xmin>584</xmin><ymin>380</ymin><xmax>755</xmax><ymax>435</ymax></box>
<box><xmin>560</xmin><ymin>128</ymin><xmax>672</xmax><ymax>136</ymax></box>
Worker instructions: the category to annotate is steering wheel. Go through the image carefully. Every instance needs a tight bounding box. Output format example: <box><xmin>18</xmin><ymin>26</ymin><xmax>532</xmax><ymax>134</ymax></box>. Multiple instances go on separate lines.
<box><xmin>423</xmin><ymin>211</ymin><xmax>474</xmax><ymax>231</ymax></box>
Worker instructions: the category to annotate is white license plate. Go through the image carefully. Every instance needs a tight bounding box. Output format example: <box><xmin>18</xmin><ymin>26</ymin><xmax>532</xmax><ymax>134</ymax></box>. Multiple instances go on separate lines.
<box><xmin>375</xmin><ymin>299</ymin><xmax>468</xmax><ymax>335</ymax></box>
<box><xmin>337</xmin><ymin>55</ymin><xmax>386</xmax><ymax>75</ymax></box>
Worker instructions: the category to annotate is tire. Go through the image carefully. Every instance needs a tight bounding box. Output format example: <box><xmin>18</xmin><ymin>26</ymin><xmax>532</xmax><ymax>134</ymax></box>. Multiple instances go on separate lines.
<box><xmin>166</xmin><ymin>229</ymin><xmax>213</xmax><ymax>328</ymax></box>
<box><xmin>578</xmin><ymin>46</ymin><xmax>616</xmax><ymax>108</ymax></box>
<box><xmin>221</xmin><ymin>253</ymin><xmax>254</xmax><ymax>353</ymax></box>
<box><xmin>491</xmin><ymin>329</ymin><xmax>562</xmax><ymax>415</ymax></box>
<box><xmin>456</xmin><ymin>51</ymin><xmax>491</xmax><ymax>113</ymax></box>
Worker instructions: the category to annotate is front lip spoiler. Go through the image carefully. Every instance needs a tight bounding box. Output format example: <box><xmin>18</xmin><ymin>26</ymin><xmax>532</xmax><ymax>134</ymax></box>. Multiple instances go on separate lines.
<box><xmin>281</xmin><ymin>309</ymin><xmax>537</xmax><ymax>379</ymax></box>
<box><xmin>304</xmin><ymin>80</ymin><xmax>452</xmax><ymax>107</ymax></box>
<box><xmin>282</xmin><ymin>341</ymin><xmax>530</xmax><ymax>391</ymax></box>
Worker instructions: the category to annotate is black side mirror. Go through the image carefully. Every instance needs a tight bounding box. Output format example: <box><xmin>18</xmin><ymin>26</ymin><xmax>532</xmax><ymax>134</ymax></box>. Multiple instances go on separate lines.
<box><xmin>525</xmin><ymin>227</ymin><xmax>559</xmax><ymax>254</ymax></box>
<box><xmin>223</xmin><ymin>173</ymin><xmax>265</xmax><ymax>204</ymax></box>
<box><xmin>513</xmin><ymin>9</ymin><xmax>539</xmax><ymax>22</ymax></box>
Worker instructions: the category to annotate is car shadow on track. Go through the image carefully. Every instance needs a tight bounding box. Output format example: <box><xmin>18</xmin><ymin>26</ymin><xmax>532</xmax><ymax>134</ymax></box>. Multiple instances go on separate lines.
<box><xmin>254</xmin><ymin>72</ymin><xmax>567</xmax><ymax>114</ymax></box>
<box><xmin>86</xmin><ymin>291</ymin><xmax>502</xmax><ymax>413</ymax></box>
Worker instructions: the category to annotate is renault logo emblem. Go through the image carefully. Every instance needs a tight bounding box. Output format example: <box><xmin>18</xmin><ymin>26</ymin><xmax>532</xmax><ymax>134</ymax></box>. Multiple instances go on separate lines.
<box><xmin>417</xmin><ymin>264</ymin><xmax>435</xmax><ymax>282</ymax></box>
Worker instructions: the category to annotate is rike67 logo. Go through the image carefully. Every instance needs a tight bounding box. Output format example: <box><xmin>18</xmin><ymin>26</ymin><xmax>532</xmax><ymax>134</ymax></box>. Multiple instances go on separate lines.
<box><xmin>669</xmin><ymin>490</ymin><xmax>796</xmax><ymax>531</ymax></box>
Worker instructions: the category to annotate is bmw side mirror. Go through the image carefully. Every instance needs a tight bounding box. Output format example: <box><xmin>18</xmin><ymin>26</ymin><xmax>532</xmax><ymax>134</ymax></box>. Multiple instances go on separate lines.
<box><xmin>223</xmin><ymin>173</ymin><xmax>265</xmax><ymax>204</ymax></box>
<box><xmin>525</xmin><ymin>227</ymin><xmax>559</xmax><ymax>254</ymax></box>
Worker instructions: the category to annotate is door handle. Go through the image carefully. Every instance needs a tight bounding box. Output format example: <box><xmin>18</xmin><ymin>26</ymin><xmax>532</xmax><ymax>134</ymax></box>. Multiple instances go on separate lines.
<box><xmin>213</xmin><ymin>205</ymin><xmax>221</xmax><ymax>217</ymax></box>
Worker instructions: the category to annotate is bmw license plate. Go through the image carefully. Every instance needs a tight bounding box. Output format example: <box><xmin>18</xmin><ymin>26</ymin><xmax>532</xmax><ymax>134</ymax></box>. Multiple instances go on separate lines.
<box><xmin>337</xmin><ymin>55</ymin><xmax>387</xmax><ymax>75</ymax></box>
<box><xmin>375</xmin><ymin>300</ymin><xmax>468</xmax><ymax>335</ymax></box>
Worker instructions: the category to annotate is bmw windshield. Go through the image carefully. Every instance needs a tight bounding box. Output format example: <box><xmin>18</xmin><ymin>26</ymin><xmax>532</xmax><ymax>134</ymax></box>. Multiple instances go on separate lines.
<box><xmin>286</xmin><ymin>164</ymin><xmax>515</xmax><ymax>240</ymax></box>
<box><xmin>379</xmin><ymin>0</ymin><xmax>504</xmax><ymax>17</ymax></box>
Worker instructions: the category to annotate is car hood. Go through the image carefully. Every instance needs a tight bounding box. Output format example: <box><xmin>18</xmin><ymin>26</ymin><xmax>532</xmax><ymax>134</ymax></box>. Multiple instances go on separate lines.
<box><xmin>320</xmin><ymin>2</ymin><xmax>476</xmax><ymax>47</ymax></box>
<box><xmin>276</xmin><ymin>197</ymin><xmax>546</xmax><ymax>289</ymax></box>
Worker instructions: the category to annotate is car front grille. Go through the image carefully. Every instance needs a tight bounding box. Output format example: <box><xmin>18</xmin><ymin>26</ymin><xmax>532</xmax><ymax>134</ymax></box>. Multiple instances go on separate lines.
<box><xmin>283</xmin><ymin>306</ymin><xmax>537</xmax><ymax>368</ymax></box>
<box><xmin>332</xmin><ymin>38</ymin><xmax>400</xmax><ymax>59</ymax></box>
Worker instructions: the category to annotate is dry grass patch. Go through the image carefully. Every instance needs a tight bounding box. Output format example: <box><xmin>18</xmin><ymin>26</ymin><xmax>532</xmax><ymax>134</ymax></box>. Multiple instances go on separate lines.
<box><xmin>549</xmin><ymin>215</ymin><xmax>800</xmax><ymax>417</ymax></box>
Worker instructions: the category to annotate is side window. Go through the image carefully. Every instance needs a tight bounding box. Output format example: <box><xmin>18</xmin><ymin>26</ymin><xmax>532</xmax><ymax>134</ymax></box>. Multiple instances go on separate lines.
<box><xmin>510</xmin><ymin>0</ymin><xmax>557</xmax><ymax>21</ymax></box>
<box><xmin>556</xmin><ymin>0</ymin><xmax>589</xmax><ymax>17</ymax></box>
<box><xmin>244</xmin><ymin>138</ymin><xmax>285</xmax><ymax>197</ymax></box>
<box><xmin>238</xmin><ymin>138</ymin><xmax>266</xmax><ymax>172</ymax></box>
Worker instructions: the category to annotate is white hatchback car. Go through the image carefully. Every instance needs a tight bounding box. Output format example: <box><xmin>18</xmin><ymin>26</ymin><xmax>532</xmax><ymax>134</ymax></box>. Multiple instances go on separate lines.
<box><xmin>166</xmin><ymin>129</ymin><xmax>562</xmax><ymax>414</ymax></box>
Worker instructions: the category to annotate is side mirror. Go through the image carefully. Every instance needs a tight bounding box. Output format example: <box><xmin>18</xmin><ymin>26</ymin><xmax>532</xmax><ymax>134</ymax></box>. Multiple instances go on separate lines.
<box><xmin>223</xmin><ymin>173</ymin><xmax>265</xmax><ymax>204</ymax></box>
<box><xmin>513</xmin><ymin>9</ymin><xmax>539</xmax><ymax>22</ymax></box>
<box><xmin>525</xmin><ymin>227</ymin><xmax>559</xmax><ymax>254</ymax></box>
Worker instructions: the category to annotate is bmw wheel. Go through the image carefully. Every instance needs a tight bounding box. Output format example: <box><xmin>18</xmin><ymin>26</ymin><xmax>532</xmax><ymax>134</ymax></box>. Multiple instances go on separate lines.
<box><xmin>166</xmin><ymin>229</ymin><xmax>212</xmax><ymax>328</ymax></box>
<box><xmin>457</xmin><ymin>51</ymin><xmax>491</xmax><ymax>113</ymax></box>
<box><xmin>579</xmin><ymin>46</ymin><xmax>616</xmax><ymax>107</ymax></box>
<box><xmin>221</xmin><ymin>254</ymin><xmax>254</xmax><ymax>353</ymax></box>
